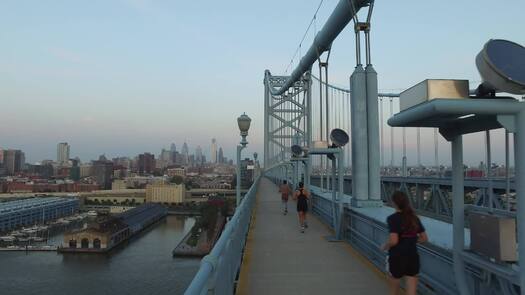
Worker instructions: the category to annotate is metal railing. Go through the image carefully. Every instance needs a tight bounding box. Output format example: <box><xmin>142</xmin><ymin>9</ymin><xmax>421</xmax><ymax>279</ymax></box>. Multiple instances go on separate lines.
<box><xmin>308</xmin><ymin>186</ymin><xmax>519</xmax><ymax>294</ymax></box>
<box><xmin>184</xmin><ymin>176</ymin><xmax>261</xmax><ymax>295</ymax></box>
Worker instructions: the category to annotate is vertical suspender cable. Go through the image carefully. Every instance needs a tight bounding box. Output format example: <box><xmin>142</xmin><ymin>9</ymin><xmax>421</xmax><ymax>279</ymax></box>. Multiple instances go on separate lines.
<box><xmin>324</xmin><ymin>61</ymin><xmax>330</xmax><ymax>190</ymax></box>
<box><xmin>434</xmin><ymin>128</ymin><xmax>439</xmax><ymax>176</ymax></box>
<box><xmin>505</xmin><ymin>131</ymin><xmax>511</xmax><ymax>211</ymax></box>
<box><xmin>485</xmin><ymin>130</ymin><xmax>493</xmax><ymax>210</ymax></box>
<box><xmin>347</xmin><ymin>91</ymin><xmax>351</xmax><ymax>170</ymax></box>
<box><xmin>318</xmin><ymin>64</ymin><xmax>324</xmax><ymax>189</ymax></box>
<box><xmin>403</xmin><ymin>127</ymin><xmax>407</xmax><ymax>177</ymax></box>
<box><xmin>417</xmin><ymin>128</ymin><xmax>421</xmax><ymax>168</ymax></box>
<box><xmin>389</xmin><ymin>98</ymin><xmax>394</xmax><ymax>168</ymax></box>
<box><xmin>380</xmin><ymin>97</ymin><xmax>384</xmax><ymax>170</ymax></box>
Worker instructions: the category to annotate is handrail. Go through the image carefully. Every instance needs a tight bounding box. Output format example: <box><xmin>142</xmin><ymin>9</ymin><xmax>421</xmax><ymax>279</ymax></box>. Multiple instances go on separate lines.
<box><xmin>184</xmin><ymin>176</ymin><xmax>261</xmax><ymax>295</ymax></box>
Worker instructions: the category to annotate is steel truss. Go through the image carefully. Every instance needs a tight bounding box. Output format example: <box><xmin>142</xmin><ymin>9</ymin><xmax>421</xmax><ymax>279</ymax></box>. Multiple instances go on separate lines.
<box><xmin>264</xmin><ymin>71</ymin><xmax>311</xmax><ymax>184</ymax></box>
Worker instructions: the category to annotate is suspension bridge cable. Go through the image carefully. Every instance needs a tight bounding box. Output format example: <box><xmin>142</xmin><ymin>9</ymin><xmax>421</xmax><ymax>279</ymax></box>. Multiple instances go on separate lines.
<box><xmin>389</xmin><ymin>98</ymin><xmax>394</xmax><ymax>167</ymax></box>
<box><xmin>284</xmin><ymin>0</ymin><xmax>326</xmax><ymax>74</ymax></box>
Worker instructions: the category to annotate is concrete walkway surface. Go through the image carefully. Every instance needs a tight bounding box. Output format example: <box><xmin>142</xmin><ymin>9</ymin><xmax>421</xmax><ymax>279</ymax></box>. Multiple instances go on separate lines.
<box><xmin>237</xmin><ymin>178</ymin><xmax>390</xmax><ymax>295</ymax></box>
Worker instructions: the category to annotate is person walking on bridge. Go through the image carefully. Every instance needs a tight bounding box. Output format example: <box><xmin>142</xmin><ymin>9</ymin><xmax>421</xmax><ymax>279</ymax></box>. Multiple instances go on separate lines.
<box><xmin>278</xmin><ymin>180</ymin><xmax>291</xmax><ymax>215</ymax></box>
<box><xmin>293</xmin><ymin>182</ymin><xmax>310</xmax><ymax>233</ymax></box>
<box><xmin>382</xmin><ymin>191</ymin><xmax>428</xmax><ymax>295</ymax></box>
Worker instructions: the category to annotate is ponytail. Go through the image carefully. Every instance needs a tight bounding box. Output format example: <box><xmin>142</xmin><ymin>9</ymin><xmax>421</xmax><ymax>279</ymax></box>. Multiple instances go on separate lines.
<box><xmin>392</xmin><ymin>191</ymin><xmax>419</xmax><ymax>232</ymax></box>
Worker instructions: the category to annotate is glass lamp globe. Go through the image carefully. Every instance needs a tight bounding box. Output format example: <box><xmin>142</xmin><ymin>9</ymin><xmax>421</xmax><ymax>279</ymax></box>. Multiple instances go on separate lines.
<box><xmin>237</xmin><ymin>113</ymin><xmax>251</xmax><ymax>135</ymax></box>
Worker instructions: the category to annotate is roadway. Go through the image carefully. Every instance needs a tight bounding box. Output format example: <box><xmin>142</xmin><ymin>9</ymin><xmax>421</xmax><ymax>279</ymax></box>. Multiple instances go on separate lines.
<box><xmin>237</xmin><ymin>178</ymin><xmax>389</xmax><ymax>295</ymax></box>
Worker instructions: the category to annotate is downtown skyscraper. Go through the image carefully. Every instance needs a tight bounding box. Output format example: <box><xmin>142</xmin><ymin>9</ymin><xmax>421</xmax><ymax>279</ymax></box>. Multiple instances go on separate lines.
<box><xmin>195</xmin><ymin>145</ymin><xmax>203</xmax><ymax>165</ymax></box>
<box><xmin>181</xmin><ymin>142</ymin><xmax>189</xmax><ymax>165</ymax></box>
<box><xmin>210</xmin><ymin>138</ymin><xmax>218</xmax><ymax>163</ymax></box>
<box><xmin>57</xmin><ymin>142</ymin><xmax>70</xmax><ymax>166</ymax></box>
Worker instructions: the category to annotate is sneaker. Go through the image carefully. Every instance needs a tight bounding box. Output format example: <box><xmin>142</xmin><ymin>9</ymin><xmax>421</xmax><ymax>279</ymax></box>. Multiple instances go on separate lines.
<box><xmin>304</xmin><ymin>222</ymin><xmax>308</xmax><ymax>228</ymax></box>
<box><xmin>300</xmin><ymin>226</ymin><xmax>305</xmax><ymax>233</ymax></box>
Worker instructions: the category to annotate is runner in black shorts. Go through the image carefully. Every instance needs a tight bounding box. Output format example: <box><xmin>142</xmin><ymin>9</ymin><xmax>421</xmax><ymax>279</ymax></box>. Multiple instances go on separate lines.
<box><xmin>382</xmin><ymin>191</ymin><xmax>428</xmax><ymax>295</ymax></box>
<box><xmin>293</xmin><ymin>182</ymin><xmax>309</xmax><ymax>233</ymax></box>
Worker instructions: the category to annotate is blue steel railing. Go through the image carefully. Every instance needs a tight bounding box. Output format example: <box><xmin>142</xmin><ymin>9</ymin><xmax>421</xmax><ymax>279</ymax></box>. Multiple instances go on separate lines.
<box><xmin>309</xmin><ymin>186</ymin><xmax>519</xmax><ymax>294</ymax></box>
<box><xmin>184</xmin><ymin>176</ymin><xmax>261</xmax><ymax>295</ymax></box>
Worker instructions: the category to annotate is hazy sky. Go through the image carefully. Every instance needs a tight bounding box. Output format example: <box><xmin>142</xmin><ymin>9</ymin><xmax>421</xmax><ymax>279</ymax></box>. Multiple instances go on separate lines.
<box><xmin>0</xmin><ymin>0</ymin><xmax>524</xmax><ymax>165</ymax></box>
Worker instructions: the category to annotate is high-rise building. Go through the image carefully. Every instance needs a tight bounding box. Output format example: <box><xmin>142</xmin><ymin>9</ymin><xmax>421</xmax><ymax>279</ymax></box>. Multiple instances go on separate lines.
<box><xmin>158</xmin><ymin>148</ymin><xmax>172</xmax><ymax>168</ymax></box>
<box><xmin>57</xmin><ymin>142</ymin><xmax>70</xmax><ymax>166</ymax></box>
<box><xmin>170</xmin><ymin>143</ymin><xmax>177</xmax><ymax>153</ymax></box>
<box><xmin>145</xmin><ymin>183</ymin><xmax>185</xmax><ymax>204</ymax></box>
<box><xmin>0</xmin><ymin>148</ymin><xmax>4</xmax><ymax>165</ymax></box>
<box><xmin>211</xmin><ymin>138</ymin><xmax>218</xmax><ymax>164</ymax></box>
<box><xmin>240</xmin><ymin>158</ymin><xmax>255</xmax><ymax>188</ymax></box>
<box><xmin>92</xmin><ymin>160</ymin><xmax>113</xmax><ymax>190</ymax></box>
<box><xmin>138</xmin><ymin>153</ymin><xmax>155</xmax><ymax>175</ymax></box>
<box><xmin>3</xmin><ymin>149</ymin><xmax>25</xmax><ymax>175</ymax></box>
<box><xmin>218</xmin><ymin>147</ymin><xmax>224</xmax><ymax>164</ymax></box>
<box><xmin>181</xmin><ymin>142</ymin><xmax>189</xmax><ymax>165</ymax></box>
<box><xmin>195</xmin><ymin>145</ymin><xmax>203</xmax><ymax>165</ymax></box>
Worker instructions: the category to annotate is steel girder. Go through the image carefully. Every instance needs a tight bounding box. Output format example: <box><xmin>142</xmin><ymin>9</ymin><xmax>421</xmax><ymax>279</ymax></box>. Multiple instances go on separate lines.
<box><xmin>264</xmin><ymin>73</ymin><xmax>311</xmax><ymax>170</ymax></box>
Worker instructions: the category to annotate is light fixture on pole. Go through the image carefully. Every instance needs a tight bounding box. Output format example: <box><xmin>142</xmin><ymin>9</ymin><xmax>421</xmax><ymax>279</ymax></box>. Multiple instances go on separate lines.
<box><xmin>301</xmin><ymin>128</ymin><xmax>350</xmax><ymax>241</ymax></box>
<box><xmin>238</xmin><ymin>113</ymin><xmax>251</xmax><ymax>146</ymax></box>
<box><xmin>236</xmin><ymin>113</ymin><xmax>251</xmax><ymax>207</ymax></box>
<box><xmin>330</xmin><ymin>128</ymin><xmax>350</xmax><ymax>148</ymax></box>
<box><xmin>291</xmin><ymin>145</ymin><xmax>304</xmax><ymax>157</ymax></box>
<box><xmin>475</xmin><ymin>39</ymin><xmax>525</xmax><ymax>97</ymax></box>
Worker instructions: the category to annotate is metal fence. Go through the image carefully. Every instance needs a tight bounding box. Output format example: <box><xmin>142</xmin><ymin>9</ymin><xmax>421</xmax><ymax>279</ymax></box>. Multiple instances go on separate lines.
<box><xmin>309</xmin><ymin>187</ymin><xmax>519</xmax><ymax>295</ymax></box>
<box><xmin>184</xmin><ymin>176</ymin><xmax>261</xmax><ymax>295</ymax></box>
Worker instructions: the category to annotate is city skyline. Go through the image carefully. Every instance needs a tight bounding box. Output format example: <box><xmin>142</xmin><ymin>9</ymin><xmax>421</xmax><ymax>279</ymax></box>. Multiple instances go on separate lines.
<box><xmin>0</xmin><ymin>1</ymin><xmax>523</xmax><ymax>166</ymax></box>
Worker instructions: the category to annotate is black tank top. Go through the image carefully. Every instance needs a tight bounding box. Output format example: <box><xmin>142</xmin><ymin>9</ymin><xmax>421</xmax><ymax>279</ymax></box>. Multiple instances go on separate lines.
<box><xmin>297</xmin><ymin>189</ymin><xmax>306</xmax><ymax>200</ymax></box>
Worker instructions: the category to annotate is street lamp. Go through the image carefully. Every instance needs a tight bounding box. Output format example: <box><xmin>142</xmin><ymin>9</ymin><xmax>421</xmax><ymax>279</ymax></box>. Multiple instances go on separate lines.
<box><xmin>236</xmin><ymin>113</ymin><xmax>251</xmax><ymax>206</ymax></box>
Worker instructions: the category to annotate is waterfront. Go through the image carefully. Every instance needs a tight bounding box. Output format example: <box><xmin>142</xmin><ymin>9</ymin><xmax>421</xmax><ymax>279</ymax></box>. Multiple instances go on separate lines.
<box><xmin>0</xmin><ymin>216</ymin><xmax>198</xmax><ymax>295</ymax></box>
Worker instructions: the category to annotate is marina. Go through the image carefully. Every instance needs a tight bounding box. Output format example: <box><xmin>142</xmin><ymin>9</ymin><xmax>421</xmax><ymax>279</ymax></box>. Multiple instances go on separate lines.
<box><xmin>0</xmin><ymin>216</ymin><xmax>198</xmax><ymax>295</ymax></box>
<box><xmin>0</xmin><ymin>212</ymin><xmax>90</xmax><ymax>249</ymax></box>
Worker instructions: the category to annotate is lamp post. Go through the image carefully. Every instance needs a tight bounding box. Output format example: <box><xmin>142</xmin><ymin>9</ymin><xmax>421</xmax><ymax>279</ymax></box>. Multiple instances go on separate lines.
<box><xmin>253</xmin><ymin>152</ymin><xmax>259</xmax><ymax>179</ymax></box>
<box><xmin>236</xmin><ymin>113</ymin><xmax>251</xmax><ymax>206</ymax></box>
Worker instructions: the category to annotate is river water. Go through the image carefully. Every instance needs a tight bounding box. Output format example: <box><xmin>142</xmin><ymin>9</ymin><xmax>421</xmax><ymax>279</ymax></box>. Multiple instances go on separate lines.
<box><xmin>0</xmin><ymin>216</ymin><xmax>199</xmax><ymax>295</ymax></box>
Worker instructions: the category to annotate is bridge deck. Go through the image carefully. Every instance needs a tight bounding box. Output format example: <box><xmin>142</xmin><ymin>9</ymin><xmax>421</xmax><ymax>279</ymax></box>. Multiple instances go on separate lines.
<box><xmin>237</xmin><ymin>178</ymin><xmax>390</xmax><ymax>295</ymax></box>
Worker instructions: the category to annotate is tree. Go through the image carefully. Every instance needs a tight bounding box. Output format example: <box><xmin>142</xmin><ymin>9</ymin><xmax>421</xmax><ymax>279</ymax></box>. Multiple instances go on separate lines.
<box><xmin>170</xmin><ymin>176</ymin><xmax>184</xmax><ymax>185</ymax></box>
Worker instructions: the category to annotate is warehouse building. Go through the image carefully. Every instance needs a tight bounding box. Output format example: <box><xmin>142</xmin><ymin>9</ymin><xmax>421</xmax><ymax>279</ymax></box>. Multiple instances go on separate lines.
<box><xmin>0</xmin><ymin>197</ymin><xmax>79</xmax><ymax>232</ymax></box>
<box><xmin>61</xmin><ymin>203</ymin><xmax>167</xmax><ymax>252</ymax></box>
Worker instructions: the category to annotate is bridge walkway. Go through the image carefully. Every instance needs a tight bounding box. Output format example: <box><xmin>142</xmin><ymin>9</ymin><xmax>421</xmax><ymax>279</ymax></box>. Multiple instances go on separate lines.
<box><xmin>237</xmin><ymin>178</ymin><xmax>390</xmax><ymax>295</ymax></box>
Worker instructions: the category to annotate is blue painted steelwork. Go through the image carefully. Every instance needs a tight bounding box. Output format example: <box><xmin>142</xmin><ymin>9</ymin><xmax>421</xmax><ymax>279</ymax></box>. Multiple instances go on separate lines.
<box><xmin>266</xmin><ymin>0</ymin><xmax>370</xmax><ymax>96</ymax></box>
<box><xmin>310</xmin><ymin>175</ymin><xmax>516</xmax><ymax>222</ymax></box>
<box><xmin>184</xmin><ymin>176</ymin><xmax>261</xmax><ymax>295</ymax></box>
<box><xmin>309</xmin><ymin>187</ymin><xmax>520</xmax><ymax>294</ymax></box>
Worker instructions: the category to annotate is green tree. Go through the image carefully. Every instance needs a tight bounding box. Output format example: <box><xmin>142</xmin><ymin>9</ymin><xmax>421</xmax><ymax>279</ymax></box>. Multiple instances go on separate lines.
<box><xmin>170</xmin><ymin>176</ymin><xmax>184</xmax><ymax>185</ymax></box>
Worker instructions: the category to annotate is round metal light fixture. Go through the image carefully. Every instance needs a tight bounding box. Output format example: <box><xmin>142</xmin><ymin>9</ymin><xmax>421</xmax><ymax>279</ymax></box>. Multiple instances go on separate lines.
<box><xmin>475</xmin><ymin>39</ymin><xmax>525</xmax><ymax>96</ymax></box>
<box><xmin>237</xmin><ymin>113</ymin><xmax>251</xmax><ymax>135</ymax></box>
<box><xmin>291</xmin><ymin>145</ymin><xmax>303</xmax><ymax>157</ymax></box>
<box><xmin>330</xmin><ymin>128</ymin><xmax>349</xmax><ymax>148</ymax></box>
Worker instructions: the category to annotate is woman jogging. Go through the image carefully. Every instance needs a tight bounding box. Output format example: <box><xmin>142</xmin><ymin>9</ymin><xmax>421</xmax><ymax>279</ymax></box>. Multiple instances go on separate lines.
<box><xmin>382</xmin><ymin>191</ymin><xmax>428</xmax><ymax>295</ymax></box>
<box><xmin>293</xmin><ymin>182</ymin><xmax>310</xmax><ymax>233</ymax></box>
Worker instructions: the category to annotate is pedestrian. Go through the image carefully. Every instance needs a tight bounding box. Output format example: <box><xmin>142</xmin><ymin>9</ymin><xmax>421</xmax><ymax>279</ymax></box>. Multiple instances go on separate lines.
<box><xmin>293</xmin><ymin>182</ymin><xmax>309</xmax><ymax>233</ymax></box>
<box><xmin>278</xmin><ymin>180</ymin><xmax>291</xmax><ymax>215</ymax></box>
<box><xmin>382</xmin><ymin>191</ymin><xmax>428</xmax><ymax>295</ymax></box>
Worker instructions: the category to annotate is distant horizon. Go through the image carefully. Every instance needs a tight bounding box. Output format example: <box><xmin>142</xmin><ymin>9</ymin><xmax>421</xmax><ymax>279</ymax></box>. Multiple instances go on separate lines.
<box><xmin>0</xmin><ymin>0</ymin><xmax>523</xmax><ymax>167</ymax></box>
